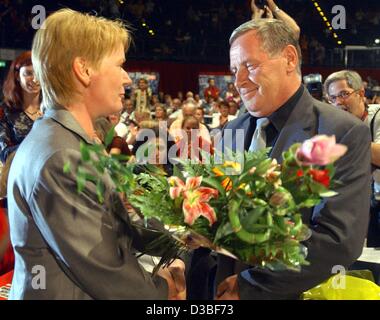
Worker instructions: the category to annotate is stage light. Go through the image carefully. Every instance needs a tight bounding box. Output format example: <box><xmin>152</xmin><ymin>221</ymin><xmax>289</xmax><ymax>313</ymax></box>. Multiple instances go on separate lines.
<box><xmin>311</xmin><ymin>0</ymin><xmax>342</xmax><ymax>44</ymax></box>
<box><xmin>375</xmin><ymin>39</ymin><xmax>380</xmax><ymax>44</ymax></box>
<box><xmin>0</xmin><ymin>61</ymin><xmax>6</xmax><ymax>68</ymax></box>
<box><xmin>337</xmin><ymin>41</ymin><xmax>342</xmax><ymax>45</ymax></box>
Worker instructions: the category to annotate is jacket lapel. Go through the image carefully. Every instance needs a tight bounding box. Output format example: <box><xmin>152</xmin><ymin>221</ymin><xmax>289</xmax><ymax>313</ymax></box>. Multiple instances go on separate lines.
<box><xmin>270</xmin><ymin>90</ymin><xmax>317</xmax><ymax>162</ymax></box>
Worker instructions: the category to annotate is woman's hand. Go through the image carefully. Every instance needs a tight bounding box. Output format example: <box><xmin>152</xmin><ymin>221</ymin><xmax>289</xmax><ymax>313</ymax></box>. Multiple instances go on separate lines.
<box><xmin>157</xmin><ymin>259</ymin><xmax>186</xmax><ymax>300</ymax></box>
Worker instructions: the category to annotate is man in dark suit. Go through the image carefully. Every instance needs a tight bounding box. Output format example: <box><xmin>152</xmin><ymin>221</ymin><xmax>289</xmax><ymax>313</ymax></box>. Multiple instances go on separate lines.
<box><xmin>215</xmin><ymin>19</ymin><xmax>372</xmax><ymax>300</ymax></box>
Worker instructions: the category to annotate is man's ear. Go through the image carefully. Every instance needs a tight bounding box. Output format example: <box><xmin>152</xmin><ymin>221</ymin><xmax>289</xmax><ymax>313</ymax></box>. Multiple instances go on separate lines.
<box><xmin>72</xmin><ymin>57</ymin><xmax>91</xmax><ymax>87</ymax></box>
<box><xmin>282</xmin><ymin>45</ymin><xmax>299</xmax><ymax>74</ymax></box>
<box><xmin>359</xmin><ymin>87</ymin><xmax>365</xmax><ymax>98</ymax></box>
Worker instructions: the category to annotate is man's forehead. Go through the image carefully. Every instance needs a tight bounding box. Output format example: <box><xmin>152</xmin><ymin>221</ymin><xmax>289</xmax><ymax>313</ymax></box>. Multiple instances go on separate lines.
<box><xmin>328</xmin><ymin>79</ymin><xmax>350</xmax><ymax>92</ymax></box>
<box><xmin>230</xmin><ymin>29</ymin><xmax>260</xmax><ymax>48</ymax></box>
<box><xmin>230</xmin><ymin>30</ymin><xmax>262</xmax><ymax>59</ymax></box>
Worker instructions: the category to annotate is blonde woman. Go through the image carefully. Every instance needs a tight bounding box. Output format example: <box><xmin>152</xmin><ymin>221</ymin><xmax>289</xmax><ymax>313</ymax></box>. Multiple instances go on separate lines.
<box><xmin>7</xmin><ymin>9</ymin><xmax>185</xmax><ymax>300</ymax></box>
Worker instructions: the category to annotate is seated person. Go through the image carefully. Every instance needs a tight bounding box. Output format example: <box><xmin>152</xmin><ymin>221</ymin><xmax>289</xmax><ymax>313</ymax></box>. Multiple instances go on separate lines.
<box><xmin>210</xmin><ymin>100</ymin><xmax>237</xmax><ymax>129</ymax></box>
<box><xmin>170</xmin><ymin>102</ymin><xmax>211</xmax><ymax>144</ymax></box>
<box><xmin>94</xmin><ymin>116</ymin><xmax>131</xmax><ymax>156</ymax></box>
<box><xmin>176</xmin><ymin>116</ymin><xmax>213</xmax><ymax>161</ymax></box>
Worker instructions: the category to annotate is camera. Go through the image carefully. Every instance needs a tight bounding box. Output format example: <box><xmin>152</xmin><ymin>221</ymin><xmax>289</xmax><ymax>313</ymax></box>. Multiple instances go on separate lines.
<box><xmin>255</xmin><ymin>0</ymin><xmax>268</xmax><ymax>9</ymax></box>
<box><xmin>303</xmin><ymin>74</ymin><xmax>323</xmax><ymax>101</ymax></box>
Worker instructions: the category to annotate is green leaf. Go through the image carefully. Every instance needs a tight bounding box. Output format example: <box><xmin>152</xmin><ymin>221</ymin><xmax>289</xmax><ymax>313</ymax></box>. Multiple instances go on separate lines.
<box><xmin>214</xmin><ymin>222</ymin><xmax>234</xmax><ymax>242</ymax></box>
<box><xmin>105</xmin><ymin>127</ymin><xmax>115</xmax><ymax>148</ymax></box>
<box><xmin>297</xmin><ymin>198</ymin><xmax>321</xmax><ymax>208</ymax></box>
<box><xmin>309</xmin><ymin>181</ymin><xmax>328</xmax><ymax>194</ymax></box>
<box><xmin>202</xmin><ymin>177</ymin><xmax>226</xmax><ymax>198</ymax></box>
<box><xmin>319</xmin><ymin>190</ymin><xmax>338</xmax><ymax>197</ymax></box>
<box><xmin>63</xmin><ymin>161</ymin><xmax>71</xmax><ymax>173</ymax></box>
<box><xmin>96</xmin><ymin>180</ymin><xmax>105</xmax><ymax>203</ymax></box>
<box><xmin>80</xmin><ymin>143</ymin><xmax>90</xmax><ymax>162</ymax></box>
<box><xmin>239</xmin><ymin>207</ymin><xmax>266</xmax><ymax>233</ymax></box>
<box><xmin>76</xmin><ymin>172</ymin><xmax>86</xmax><ymax>193</ymax></box>
<box><xmin>326</xmin><ymin>163</ymin><xmax>336</xmax><ymax>179</ymax></box>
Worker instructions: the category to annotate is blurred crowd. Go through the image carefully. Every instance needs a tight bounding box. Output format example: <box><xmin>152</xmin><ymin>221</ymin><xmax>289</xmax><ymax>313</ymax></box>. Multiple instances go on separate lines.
<box><xmin>1</xmin><ymin>0</ymin><xmax>380</xmax><ymax>65</ymax></box>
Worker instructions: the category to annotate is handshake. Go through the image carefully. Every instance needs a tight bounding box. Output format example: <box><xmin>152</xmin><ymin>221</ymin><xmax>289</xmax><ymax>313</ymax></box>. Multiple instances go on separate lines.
<box><xmin>157</xmin><ymin>259</ymin><xmax>187</xmax><ymax>300</ymax></box>
<box><xmin>156</xmin><ymin>259</ymin><xmax>240</xmax><ymax>300</ymax></box>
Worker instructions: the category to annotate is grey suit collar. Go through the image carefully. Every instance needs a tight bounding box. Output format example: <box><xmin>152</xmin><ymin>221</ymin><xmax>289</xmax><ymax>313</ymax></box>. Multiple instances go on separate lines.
<box><xmin>44</xmin><ymin>107</ymin><xmax>95</xmax><ymax>145</ymax></box>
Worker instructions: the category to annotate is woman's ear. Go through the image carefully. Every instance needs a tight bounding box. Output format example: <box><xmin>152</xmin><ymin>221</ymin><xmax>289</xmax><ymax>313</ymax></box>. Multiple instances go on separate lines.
<box><xmin>72</xmin><ymin>57</ymin><xmax>91</xmax><ymax>87</ymax></box>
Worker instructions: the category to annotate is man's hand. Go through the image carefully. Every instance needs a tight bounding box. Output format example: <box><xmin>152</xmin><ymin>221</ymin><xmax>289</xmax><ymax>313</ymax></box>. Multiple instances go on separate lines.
<box><xmin>157</xmin><ymin>259</ymin><xmax>186</xmax><ymax>300</ymax></box>
<box><xmin>216</xmin><ymin>274</ymin><xmax>240</xmax><ymax>300</ymax></box>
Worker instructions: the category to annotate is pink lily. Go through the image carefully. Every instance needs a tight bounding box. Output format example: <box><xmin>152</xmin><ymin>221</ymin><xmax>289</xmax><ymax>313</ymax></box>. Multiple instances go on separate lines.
<box><xmin>168</xmin><ymin>176</ymin><xmax>218</xmax><ymax>226</ymax></box>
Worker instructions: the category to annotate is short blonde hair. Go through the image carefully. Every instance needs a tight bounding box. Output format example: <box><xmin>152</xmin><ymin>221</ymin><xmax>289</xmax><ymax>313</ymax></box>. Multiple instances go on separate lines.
<box><xmin>32</xmin><ymin>9</ymin><xmax>131</xmax><ymax>110</ymax></box>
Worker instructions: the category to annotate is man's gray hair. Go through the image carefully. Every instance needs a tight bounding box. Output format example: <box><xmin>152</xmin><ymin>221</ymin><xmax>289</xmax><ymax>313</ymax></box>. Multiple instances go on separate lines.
<box><xmin>324</xmin><ymin>70</ymin><xmax>363</xmax><ymax>94</ymax></box>
<box><xmin>229</xmin><ymin>19</ymin><xmax>302</xmax><ymax>74</ymax></box>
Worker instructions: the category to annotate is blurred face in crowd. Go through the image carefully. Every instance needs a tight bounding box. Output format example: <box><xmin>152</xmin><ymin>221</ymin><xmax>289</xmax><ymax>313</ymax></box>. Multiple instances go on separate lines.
<box><xmin>220</xmin><ymin>103</ymin><xmax>230</xmax><ymax>117</ymax></box>
<box><xmin>327</xmin><ymin>79</ymin><xmax>365</xmax><ymax>119</ymax></box>
<box><xmin>209</xmin><ymin>79</ymin><xmax>215</xmax><ymax>87</ymax></box>
<box><xmin>19</xmin><ymin>65</ymin><xmax>40</xmax><ymax>95</ymax></box>
<box><xmin>138</xmin><ymin>79</ymin><xmax>148</xmax><ymax>90</ymax></box>
<box><xmin>134</xmin><ymin>111</ymin><xmax>150</xmax><ymax>123</ymax></box>
<box><xmin>186</xmin><ymin>91</ymin><xmax>194</xmax><ymax>99</ymax></box>
<box><xmin>172</xmin><ymin>98</ymin><xmax>182</xmax><ymax>110</ymax></box>
<box><xmin>151</xmin><ymin>94</ymin><xmax>160</xmax><ymax>105</ymax></box>
<box><xmin>194</xmin><ymin>108</ymin><xmax>204</xmax><ymax>123</ymax></box>
<box><xmin>230</xmin><ymin>30</ymin><xmax>297</xmax><ymax>117</ymax></box>
<box><xmin>123</xmin><ymin>98</ymin><xmax>134</xmax><ymax>114</ymax></box>
<box><xmin>228</xmin><ymin>101</ymin><xmax>238</xmax><ymax>115</ymax></box>
<box><xmin>155</xmin><ymin>105</ymin><xmax>166</xmax><ymax>120</ymax></box>
<box><xmin>194</xmin><ymin>94</ymin><xmax>201</xmax><ymax>102</ymax></box>
<box><xmin>183</xmin><ymin>117</ymin><xmax>200</xmax><ymax>141</ymax></box>
<box><xmin>108</xmin><ymin>112</ymin><xmax>121</xmax><ymax>125</ymax></box>
<box><xmin>182</xmin><ymin>105</ymin><xmax>195</xmax><ymax>117</ymax></box>
<box><xmin>88</xmin><ymin>44</ymin><xmax>131</xmax><ymax>117</ymax></box>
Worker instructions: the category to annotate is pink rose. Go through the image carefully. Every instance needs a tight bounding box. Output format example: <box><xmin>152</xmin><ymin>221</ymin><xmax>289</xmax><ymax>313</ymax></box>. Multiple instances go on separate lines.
<box><xmin>296</xmin><ymin>135</ymin><xmax>347</xmax><ymax>166</ymax></box>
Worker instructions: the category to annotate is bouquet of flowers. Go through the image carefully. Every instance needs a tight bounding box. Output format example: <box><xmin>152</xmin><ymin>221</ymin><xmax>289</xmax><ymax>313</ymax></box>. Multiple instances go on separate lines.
<box><xmin>69</xmin><ymin>134</ymin><xmax>347</xmax><ymax>272</ymax></box>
